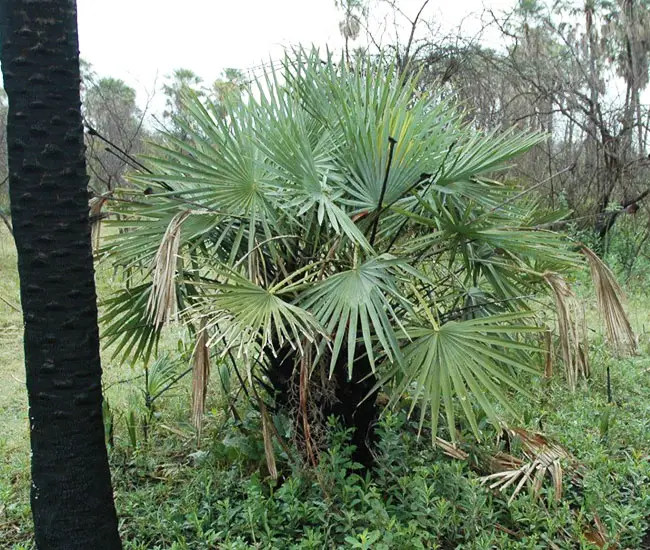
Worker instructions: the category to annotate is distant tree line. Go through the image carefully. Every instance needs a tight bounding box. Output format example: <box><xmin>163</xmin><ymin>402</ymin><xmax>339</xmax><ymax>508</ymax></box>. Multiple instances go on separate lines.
<box><xmin>3</xmin><ymin>0</ymin><xmax>647</xmax><ymax>250</ymax></box>
<box><xmin>339</xmin><ymin>0</ymin><xmax>650</xmax><ymax>247</ymax></box>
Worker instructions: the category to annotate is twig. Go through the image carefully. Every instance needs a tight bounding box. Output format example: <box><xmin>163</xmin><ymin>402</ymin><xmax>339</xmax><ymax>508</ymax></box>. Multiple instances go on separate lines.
<box><xmin>10</xmin><ymin>373</ymin><xmax>25</xmax><ymax>384</ymax></box>
<box><xmin>384</xmin><ymin>140</ymin><xmax>456</xmax><ymax>253</ymax></box>
<box><xmin>149</xmin><ymin>367</ymin><xmax>193</xmax><ymax>406</ymax></box>
<box><xmin>0</xmin><ymin>295</ymin><xmax>20</xmax><ymax>313</ymax></box>
<box><xmin>439</xmin><ymin>294</ymin><xmax>536</xmax><ymax>322</ymax></box>
<box><xmin>488</xmin><ymin>165</ymin><xmax>573</xmax><ymax>215</ymax></box>
<box><xmin>384</xmin><ymin>140</ymin><xmax>456</xmax><ymax>213</ymax></box>
<box><xmin>85</xmin><ymin>123</ymin><xmax>153</xmax><ymax>175</ymax></box>
<box><xmin>103</xmin><ymin>373</ymin><xmax>146</xmax><ymax>392</ymax></box>
<box><xmin>104</xmin><ymin>147</ymin><xmax>142</xmax><ymax>174</ymax></box>
<box><xmin>0</xmin><ymin>209</ymin><xmax>12</xmax><ymax>235</ymax></box>
<box><xmin>400</xmin><ymin>0</ymin><xmax>432</xmax><ymax>73</ymax></box>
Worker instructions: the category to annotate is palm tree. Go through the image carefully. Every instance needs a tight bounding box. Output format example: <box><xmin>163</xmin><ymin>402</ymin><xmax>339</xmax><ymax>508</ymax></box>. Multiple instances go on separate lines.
<box><xmin>102</xmin><ymin>51</ymin><xmax>579</xmax><ymax>465</ymax></box>
<box><xmin>0</xmin><ymin>1</ymin><xmax>121</xmax><ymax>547</ymax></box>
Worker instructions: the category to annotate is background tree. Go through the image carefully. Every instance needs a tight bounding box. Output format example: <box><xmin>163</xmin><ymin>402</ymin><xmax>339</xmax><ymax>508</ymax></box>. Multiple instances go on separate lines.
<box><xmin>161</xmin><ymin>68</ymin><xmax>204</xmax><ymax>140</ymax></box>
<box><xmin>383</xmin><ymin>0</ymin><xmax>650</xmax><ymax>247</ymax></box>
<box><xmin>0</xmin><ymin>1</ymin><xmax>121</xmax><ymax>547</ymax></box>
<box><xmin>491</xmin><ymin>0</ymin><xmax>650</xmax><ymax>244</ymax></box>
<box><xmin>83</xmin><ymin>73</ymin><xmax>147</xmax><ymax>195</ymax></box>
<box><xmin>208</xmin><ymin>68</ymin><xmax>247</xmax><ymax>119</ymax></box>
<box><xmin>335</xmin><ymin>0</ymin><xmax>368</xmax><ymax>63</ymax></box>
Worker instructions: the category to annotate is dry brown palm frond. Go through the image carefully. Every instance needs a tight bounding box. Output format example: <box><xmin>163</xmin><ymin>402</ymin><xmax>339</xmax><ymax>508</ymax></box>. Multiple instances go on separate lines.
<box><xmin>480</xmin><ymin>428</ymin><xmax>574</xmax><ymax>504</ymax></box>
<box><xmin>582</xmin><ymin>247</ymin><xmax>637</xmax><ymax>355</ymax></box>
<box><xmin>89</xmin><ymin>196</ymin><xmax>108</xmax><ymax>253</ymax></box>
<box><xmin>439</xmin><ymin>429</ymin><xmax>609</xmax><ymax>544</ymax></box>
<box><xmin>147</xmin><ymin>211</ymin><xmax>191</xmax><ymax>326</ymax></box>
<box><xmin>544</xmin><ymin>273</ymin><xmax>589</xmax><ymax>390</ymax></box>
<box><xmin>543</xmin><ymin>329</ymin><xmax>553</xmax><ymax>378</ymax></box>
<box><xmin>488</xmin><ymin>451</ymin><xmax>524</xmax><ymax>472</ymax></box>
<box><xmin>437</xmin><ymin>428</ymin><xmax>577</xmax><ymax>504</ymax></box>
<box><xmin>435</xmin><ymin>437</ymin><xmax>468</xmax><ymax>460</ymax></box>
<box><xmin>259</xmin><ymin>398</ymin><xmax>278</xmax><ymax>480</ymax></box>
<box><xmin>582</xmin><ymin>513</ymin><xmax>611</xmax><ymax>549</ymax></box>
<box><xmin>191</xmin><ymin>319</ymin><xmax>210</xmax><ymax>438</ymax></box>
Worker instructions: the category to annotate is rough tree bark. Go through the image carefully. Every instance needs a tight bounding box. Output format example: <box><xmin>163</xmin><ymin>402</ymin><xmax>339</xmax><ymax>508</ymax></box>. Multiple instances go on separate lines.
<box><xmin>0</xmin><ymin>1</ymin><xmax>121</xmax><ymax>548</ymax></box>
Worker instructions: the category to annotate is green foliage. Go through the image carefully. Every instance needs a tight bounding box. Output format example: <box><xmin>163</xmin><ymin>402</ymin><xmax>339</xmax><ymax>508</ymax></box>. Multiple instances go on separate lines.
<box><xmin>602</xmin><ymin>214</ymin><xmax>650</xmax><ymax>288</ymax></box>
<box><xmin>382</xmin><ymin>312</ymin><xmax>541</xmax><ymax>440</ymax></box>
<box><xmin>102</xmin><ymin>49</ymin><xmax>581</xmax><ymax>439</ymax></box>
<box><xmin>2</xmin><ymin>223</ymin><xmax>650</xmax><ymax>548</ymax></box>
<box><xmin>107</xmin><ymin>360</ymin><xmax>650</xmax><ymax>549</ymax></box>
<box><xmin>161</xmin><ymin>67</ymin><xmax>248</xmax><ymax>139</ymax></box>
<box><xmin>567</xmin><ymin>211</ymin><xmax>650</xmax><ymax>293</ymax></box>
<box><xmin>114</xmin><ymin>417</ymin><xmax>501</xmax><ymax>549</ymax></box>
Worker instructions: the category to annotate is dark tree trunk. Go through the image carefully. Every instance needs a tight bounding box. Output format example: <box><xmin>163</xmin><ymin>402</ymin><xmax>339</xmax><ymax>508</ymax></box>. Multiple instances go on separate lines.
<box><xmin>325</xmin><ymin>351</ymin><xmax>378</xmax><ymax>469</ymax></box>
<box><xmin>266</xmin><ymin>343</ymin><xmax>378</xmax><ymax>469</ymax></box>
<box><xmin>1</xmin><ymin>1</ymin><xmax>121</xmax><ymax>548</ymax></box>
<box><xmin>594</xmin><ymin>189</ymin><xmax>650</xmax><ymax>252</ymax></box>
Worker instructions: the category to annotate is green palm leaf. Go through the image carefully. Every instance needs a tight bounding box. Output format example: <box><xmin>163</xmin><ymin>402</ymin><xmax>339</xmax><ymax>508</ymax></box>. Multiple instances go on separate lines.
<box><xmin>285</xmin><ymin>51</ymin><xmax>457</xmax><ymax>211</ymax></box>
<box><xmin>436</xmin><ymin>128</ymin><xmax>546</xmax><ymax>187</ymax></box>
<box><xmin>300</xmin><ymin>256</ymin><xmax>409</xmax><ymax>376</ymax></box>
<box><xmin>101</xmin><ymin>283</ymin><xmax>161</xmax><ymax>365</ymax></box>
<box><xmin>196</xmin><ymin>275</ymin><xmax>323</xmax><ymax>368</ymax></box>
<box><xmin>383</xmin><ymin>312</ymin><xmax>542</xmax><ymax>442</ymax></box>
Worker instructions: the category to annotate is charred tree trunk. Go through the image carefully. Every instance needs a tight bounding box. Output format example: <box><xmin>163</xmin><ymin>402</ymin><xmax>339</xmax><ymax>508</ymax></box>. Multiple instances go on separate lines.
<box><xmin>1</xmin><ymin>1</ymin><xmax>121</xmax><ymax>548</ymax></box>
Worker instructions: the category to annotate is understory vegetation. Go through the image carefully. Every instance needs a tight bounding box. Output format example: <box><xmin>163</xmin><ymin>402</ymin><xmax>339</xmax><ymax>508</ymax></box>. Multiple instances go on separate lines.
<box><xmin>2</xmin><ymin>238</ymin><xmax>650</xmax><ymax>548</ymax></box>
<box><xmin>2</xmin><ymin>50</ymin><xmax>650</xmax><ymax>546</ymax></box>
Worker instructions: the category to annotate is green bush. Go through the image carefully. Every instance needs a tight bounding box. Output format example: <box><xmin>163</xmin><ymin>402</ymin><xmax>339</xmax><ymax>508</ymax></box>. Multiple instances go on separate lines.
<box><xmin>111</xmin><ymin>370</ymin><xmax>650</xmax><ymax>549</ymax></box>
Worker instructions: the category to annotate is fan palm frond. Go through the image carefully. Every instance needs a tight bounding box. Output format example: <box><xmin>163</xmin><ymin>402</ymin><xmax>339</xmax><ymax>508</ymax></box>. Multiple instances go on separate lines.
<box><xmin>480</xmin><ymin>428</ymin><xmax>574</xmax><ymax>504</ymax></box>
<box><xmin>191</xmin><ymin>320</ymin><xmax>210</xmax><ymax>434</ymax></box>
<box><xmin>544</xmin><ymin>273</ymin><xmax>589</xmax><ymax>390</ymax></box>
<box><xmin>582</xmin><ymin>247</ymin><xmax>637</xmax><ymax>355</ymax></box>
<box><xmin>299</xmin><ymin>256</ymin><xmax>409</xmax><ymax>375</ymax></box>
<box><xmin>382</xmin><ymin>311</ymin><xmax>542</xmax><ymax>441</ymax></box>
<box><xmin>197</xmin><ymin>274</ymin><xmax>323</xmax><ymax>367</ymax></box>
<box><xmin>101</xmin><ymin>283</ymin><xmax>161</xmax><ymax>365</ymax></box>
<box><xmin>148</xmin><ymin>210</ymin><xmax>191</xmax><ymax>326</ymax></box>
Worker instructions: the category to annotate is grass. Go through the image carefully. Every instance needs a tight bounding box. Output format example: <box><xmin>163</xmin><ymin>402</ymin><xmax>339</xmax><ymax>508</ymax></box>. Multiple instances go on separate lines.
<box><xmin>2</xmin><ymin>223</ymin><xmax>650</xmax><ymax>548</ymax></box>
<box><xmin>0</xmin><ymin>224</ymin><xmax>31</xmax><ymax>547</ymax></box>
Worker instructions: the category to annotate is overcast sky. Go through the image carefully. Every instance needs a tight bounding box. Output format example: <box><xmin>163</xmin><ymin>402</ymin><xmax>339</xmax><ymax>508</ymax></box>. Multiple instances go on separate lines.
<box><xmin>76</xmin><ymin>0</ymin><xmax>516</xmax><ymax>111</ymax></box>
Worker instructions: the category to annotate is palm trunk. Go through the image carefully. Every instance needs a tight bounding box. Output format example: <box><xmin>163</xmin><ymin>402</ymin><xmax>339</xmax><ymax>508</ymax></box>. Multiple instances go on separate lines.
<box><xmin>266</xmin><ymin>343</ymin><xmax>378</xmax><ymax>469</ymax></box>
<box><xmin>1</xmin><ymin>1</ymin><xmax>121</xmax><ymax>548</ymax></box>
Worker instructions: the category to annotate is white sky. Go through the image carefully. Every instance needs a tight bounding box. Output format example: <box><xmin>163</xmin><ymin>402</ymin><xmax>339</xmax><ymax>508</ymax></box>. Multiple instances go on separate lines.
<box><xmin>76</xmin><ymin>0</ymin><xmax>516</xmax><ymax>112</ymax></box>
